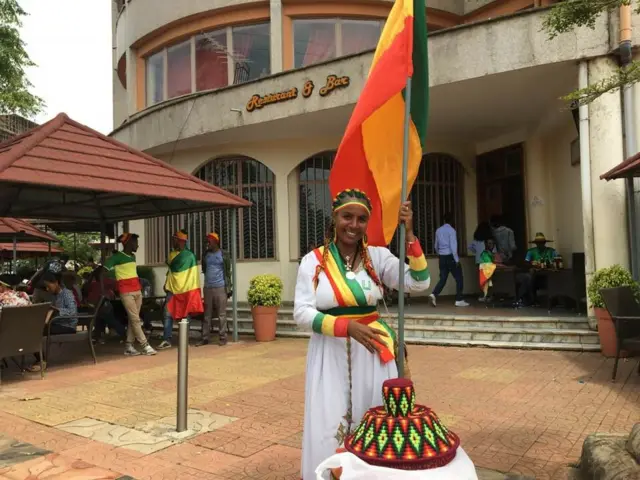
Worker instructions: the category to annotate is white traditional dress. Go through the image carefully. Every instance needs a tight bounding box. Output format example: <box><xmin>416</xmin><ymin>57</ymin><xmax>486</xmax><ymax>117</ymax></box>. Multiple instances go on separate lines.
<box><xmin>294</xmin><ymin>241</ymin><xmax>431</xmax><ymax>480</ymax></box>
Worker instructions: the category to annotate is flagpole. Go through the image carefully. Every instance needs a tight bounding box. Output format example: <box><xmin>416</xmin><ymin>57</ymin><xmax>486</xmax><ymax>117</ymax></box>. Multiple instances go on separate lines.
<box><xmin>397</xmin><ymin>76</ymin><xmax>413</xmax><ymax>379</ymax></box>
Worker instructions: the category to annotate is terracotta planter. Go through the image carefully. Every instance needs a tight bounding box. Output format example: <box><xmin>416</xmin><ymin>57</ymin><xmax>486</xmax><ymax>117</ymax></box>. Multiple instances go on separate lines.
<box><xmin>251</xmin><ymin>306</ymin><xmax>278</xmax><ymax>342</ymax></box>
<box><xmin>595</xmin><ymin>307</ymin><xmax>629</xmax><ymax>358</ymax></box>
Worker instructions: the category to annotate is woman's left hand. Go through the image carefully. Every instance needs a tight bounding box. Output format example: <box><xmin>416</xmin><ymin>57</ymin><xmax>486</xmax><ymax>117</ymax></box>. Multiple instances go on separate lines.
<box><xmin>399</xmin><ymin>201</ymin><xmax>414</xmax><ymax>238</ymax></box>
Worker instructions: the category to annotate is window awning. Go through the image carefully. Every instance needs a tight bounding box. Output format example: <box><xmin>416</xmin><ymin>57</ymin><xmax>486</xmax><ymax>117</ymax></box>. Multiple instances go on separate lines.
<box><xmin>0</xmin><ymin>113</ymin><xmax>251</xmax><ymax>223</ymax></box>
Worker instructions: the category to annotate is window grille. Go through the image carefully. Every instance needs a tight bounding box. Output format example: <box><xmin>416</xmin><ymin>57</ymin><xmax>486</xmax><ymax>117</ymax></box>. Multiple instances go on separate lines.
<box><xmin>298</xmin><ymin>151</ymin><xmax>336</xmax><ymax>256</ymax></box>
<box><xmin>297</xmin><ymin>152</ymin><xmax>465</xmax><ymax>257</ymax></box>
<box><xmin>389</xmin><ymin>153</ymin><xmax>465</xmax><ymax>256</ymax></box>
<box><xmin>145</xmin><ymin>156</ymin><xmax>276</xmax><ymax>263</ymax></box>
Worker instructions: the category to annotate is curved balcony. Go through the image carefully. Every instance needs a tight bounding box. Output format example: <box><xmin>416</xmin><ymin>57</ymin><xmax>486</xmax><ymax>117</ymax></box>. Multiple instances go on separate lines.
<box><xmin>114</xmin><ymin>0</ymin><xmax>468</xmax><ymax>62</ymax></box>
<box><xmin>115</xmin><ymin>0</ymin><xmax>263</xmax><ymax>61</ymax></box>
<box><xmin>111</xmin><ymin>8</ymin><xmax>609</xmax><ymax>154</ymax></box>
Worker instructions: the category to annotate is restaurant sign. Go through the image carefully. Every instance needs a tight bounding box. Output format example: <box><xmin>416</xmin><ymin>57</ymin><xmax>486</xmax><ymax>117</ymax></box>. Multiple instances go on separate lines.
<box><xmin>246</xmin><ymin>74</ymin><xmax>351</xmax><ymax>112</ymax></box>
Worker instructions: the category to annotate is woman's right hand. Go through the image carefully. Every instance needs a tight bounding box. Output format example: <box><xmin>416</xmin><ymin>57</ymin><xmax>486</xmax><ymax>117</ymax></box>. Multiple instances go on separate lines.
<box><xmin>347</xmin><ymin>321</ymin><xmax>389</xmax><ymax>353</ymax></box>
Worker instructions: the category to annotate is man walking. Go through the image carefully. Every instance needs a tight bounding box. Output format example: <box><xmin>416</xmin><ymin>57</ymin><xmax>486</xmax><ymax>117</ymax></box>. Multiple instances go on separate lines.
<box><xmin>429</xmin><ymin>213</ymin><xmax>469</xmax><ymax>307</ymax></box>
<box><xmin>105</xmin><ymin>233</ymin><xmax>156</xmax><ymax>356</ymax></box>
<box><xmin>198</xmin><ymin>232</ymin><xmax>231</xmax><ymax>346</ymax></box>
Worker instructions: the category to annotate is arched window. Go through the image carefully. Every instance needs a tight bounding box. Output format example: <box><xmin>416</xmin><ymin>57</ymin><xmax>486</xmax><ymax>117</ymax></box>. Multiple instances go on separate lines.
<box><xmin>296</xmin><ymin>151</ymin><xmax>464</xmax><ymax>257</ymax></box>
<box><xmin>298</xmin><ymin>151</ymin><xmax>335</xmax><ymax>255</ymax></box>
<box><xmin>194</xmin><ymin>156</ymin><xmax>275</xmax><ymax>260</ymax></box>
<box><xmin>145</xmin><ymin>156</ymin><xmax>275</xmax><ymax>263</ymax></box>
<box><xmin>390</xmin><ymin>153</ymin><xmax>465</xmax><ymax>255</ymax></box>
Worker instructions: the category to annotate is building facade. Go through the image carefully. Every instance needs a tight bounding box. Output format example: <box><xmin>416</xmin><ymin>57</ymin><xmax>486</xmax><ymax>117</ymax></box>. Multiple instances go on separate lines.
<box><xmin>110</xmin><ymin>0</ymin><xmax>637</xmax><ymax>302</ymax></box>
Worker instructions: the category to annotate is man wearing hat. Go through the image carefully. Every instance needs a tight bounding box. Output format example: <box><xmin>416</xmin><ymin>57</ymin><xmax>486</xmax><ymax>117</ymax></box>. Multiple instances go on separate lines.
<box><xmin>516</xmin><ymin>232</ymin><xmax>559</xmax><ymax>306</ymax></box>
<box><xmin>105</xmin><ymin>233</ymin><xmax>156</xmax><ymax>356</ymax></box>
<box><xmin>199</xmin><ymin>232</ymin><xmax>232</xmax><ymax>346</ymax></box>
<box><xmin>158</xmin><ymin>229</ymin><xmax>189</xmax><ymax>350</ymax></box>
<box><xmin>163</xmin><ymin>229</ymin><xmax>203</xmax><ymax>342</ymax></box>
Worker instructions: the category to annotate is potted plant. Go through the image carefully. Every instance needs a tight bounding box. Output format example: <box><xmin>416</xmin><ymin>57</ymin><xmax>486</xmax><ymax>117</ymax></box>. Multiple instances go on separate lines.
<box><xmin>247</xmin><ymin>274</ymin><xmax>283</xmax><ymax>342</ymax></box>
<box><xmin>587</xmin><ymin>264</ymin><xmax>640</xmax><ymax>357</ymax></box>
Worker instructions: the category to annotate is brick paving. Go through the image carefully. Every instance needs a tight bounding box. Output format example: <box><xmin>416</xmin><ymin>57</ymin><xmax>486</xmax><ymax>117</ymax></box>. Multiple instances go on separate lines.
<box><xmin>0</xmin><ymin>338</ymin><xmax>638</xmax><ymax>479</ymax></box>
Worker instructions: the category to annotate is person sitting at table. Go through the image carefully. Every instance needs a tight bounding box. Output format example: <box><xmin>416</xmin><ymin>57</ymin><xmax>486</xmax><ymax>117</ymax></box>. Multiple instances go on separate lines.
<box><xmin>30</xmin><ymin>272</ymin><xmax>79</xmax><ymax>371</ymax></box>
<box><xmin>468</xmin><ymin>221</ymin><xmax>496</xmax><ymax>265</ymax></box>
<box><xmin>85</xmin><ymin>266</ymin><xmax>126</xmax><ymax>343</ymax></box>
<box><xmin>516</xmin><ymin>232</ymin><xmax>559</xmax><ymax>307</ymax></box>
<box><xmin>478</xmin><ymin>238</ymin><xmax>503</xmax><ymax>302</ymax></box>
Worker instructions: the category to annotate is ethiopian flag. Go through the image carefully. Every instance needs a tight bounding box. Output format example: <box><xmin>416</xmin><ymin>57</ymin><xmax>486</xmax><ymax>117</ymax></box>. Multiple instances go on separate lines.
<box><xmin>165</xmin><ymin>249</ymin><xmax>204</xmax><ymax>320</ymax></box>
<box><xmin>329</xmin><ymin>0</ymin><xmax>428</xmax><ymax>246</ymax></box>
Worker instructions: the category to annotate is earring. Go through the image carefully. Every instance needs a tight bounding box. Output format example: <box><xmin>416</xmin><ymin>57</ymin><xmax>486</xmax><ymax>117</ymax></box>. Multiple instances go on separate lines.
<box><xmin>332</xmin><ymin>225</ymin><xmax>337</xmax><ymax>243</ymax></box>
<box><xmin>362</xmin><ymin>233</ymin><xmax>368</xmax><ymax>247</ymax></box>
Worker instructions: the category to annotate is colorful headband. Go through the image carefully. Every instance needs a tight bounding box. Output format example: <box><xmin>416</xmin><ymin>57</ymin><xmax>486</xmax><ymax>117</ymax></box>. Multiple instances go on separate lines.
<box><xmin>118</xmin><ymin>233</ymin><xmax>137</xmax><ymax>245</ymax></box>
<box><xmin>207</xmin><ymin>232</ymin><xmax>220</xmax><ymax>242</ymax></box>
<box><xmin>173</xmin><ymin>231</ymin><xmax>188</xmax><ymax>241</ymax></box>
<box><xmin>332</xmin><ymin>188</ymin><xmax>373</xmax><ymax>214</ymax></box>
<box><xmin>333</xmin><ymin>201</ymin><xmax>371</xmax><ymax>215</ymax></box>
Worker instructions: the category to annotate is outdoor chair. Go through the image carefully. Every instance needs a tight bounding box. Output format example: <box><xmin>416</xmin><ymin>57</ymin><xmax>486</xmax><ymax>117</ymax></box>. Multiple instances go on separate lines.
<box><xmin>0</xmin><ymin>303</ymin><xmax>51</xmax><ymax>384</ymax></box>
<box><xmin>599</xmin><ymin>286</ymin><xmax>640</xmax><ymax>381</ymax></box>
<box><xmin>489</xmin><ymin>268</ymin><xmax>518</xmax><ymax>308</ymax></box>
<box><xmin>45</xmin><ymin>296</ymin><xmax>106</xmax><ymax>367</ymax></box>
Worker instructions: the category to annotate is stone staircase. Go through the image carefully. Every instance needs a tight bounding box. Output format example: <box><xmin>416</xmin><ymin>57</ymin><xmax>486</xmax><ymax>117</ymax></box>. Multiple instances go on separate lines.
<box><xmin>222</xmin><ymin>304</ymin><xmax>600</xmax><ymax>352</ymax></box>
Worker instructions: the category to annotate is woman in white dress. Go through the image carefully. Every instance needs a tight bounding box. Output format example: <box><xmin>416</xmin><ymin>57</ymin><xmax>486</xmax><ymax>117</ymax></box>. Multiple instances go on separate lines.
<box><xmin>294</xmin><ymin>189</ymin><xmax>431</xmax><ymax>480</ymax></box>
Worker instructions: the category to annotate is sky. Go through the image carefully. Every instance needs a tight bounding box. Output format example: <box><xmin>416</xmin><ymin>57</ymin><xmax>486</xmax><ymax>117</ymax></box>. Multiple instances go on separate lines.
<box><xmin>19</xmin><ymin>0</ymin><xmax>113</xmax><ymax>134</ymax></box>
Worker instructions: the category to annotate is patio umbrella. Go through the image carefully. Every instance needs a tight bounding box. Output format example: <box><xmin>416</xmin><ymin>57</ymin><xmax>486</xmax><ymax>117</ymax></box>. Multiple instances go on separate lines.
<box><xmin>0</xmin><ymin>218</ymin><xmax>59</xmax><ymax>272</ymax></box>
<box><xmin>601</xmin><ymin>153</ymin><xmax>640</xmax><ymax>281</ymax></box>
<box><xmin>0</xmin><ymin>242</ymin><xmax>63</xmax><ymax>259</ymax></box>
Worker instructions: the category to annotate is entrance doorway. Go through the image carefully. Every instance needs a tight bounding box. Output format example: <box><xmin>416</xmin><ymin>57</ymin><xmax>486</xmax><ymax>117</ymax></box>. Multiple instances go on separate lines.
<box><xmin>476</xmin><ymin>144</ymin><xmax>527</xmax><ymax>259</ymax></box>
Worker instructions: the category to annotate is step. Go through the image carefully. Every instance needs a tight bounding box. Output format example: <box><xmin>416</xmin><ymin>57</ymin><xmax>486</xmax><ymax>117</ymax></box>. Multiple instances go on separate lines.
<box><xmin>155</xmin><ymin>307</ymin><xmax>598</xmax><ymax>351</ymax></box>
<box><xmin>227</xmin><ymin>328</ymin><xmax>600</xmax><ymax>352</ymax></box>
<box><xmin>215</xmin><ymin>319</ymin><xmax>599</xmax><ymax>349</ymax></box>
<box><xmin>232</xmin><ymin>319</ymin><xmax>598</xmax><ymax>344</ymax></box>
<box><xmin>229</xmin><ymin>313</ymin><xmax>594</xmax><ymax>335</ymax></box>
<box><xmin>152</xmin><ymin>321</ymin><xmax>599</xmax><ymax>352</ymax></box>
<box><xmin>225</xmin><ymin>307</ymin><xmax>592</xmax><ymax>330</ymax></box>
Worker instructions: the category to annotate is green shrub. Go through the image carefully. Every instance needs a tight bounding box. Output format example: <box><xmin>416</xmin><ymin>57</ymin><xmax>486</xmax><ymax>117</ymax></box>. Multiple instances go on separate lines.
<box><xmin>587</xmin><ymin>264</ymin><xmax>640</xmax><ymax>308</ymax></box>
<box><xmin>247</xmin><ymin>274</ymin><xmax>283</xmax><ymax>307</ymax></box>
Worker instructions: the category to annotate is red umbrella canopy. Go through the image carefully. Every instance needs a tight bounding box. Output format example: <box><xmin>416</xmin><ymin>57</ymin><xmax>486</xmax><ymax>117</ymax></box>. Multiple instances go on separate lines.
<box><xmin>0</xmin><ymin>242</ymin><xmax>62</xmax><ymax>259</ymax></box>
<box><xmin>0</xmin><ymin>218</ymin><xmax>58</xmax><ymax>243</ymax></box>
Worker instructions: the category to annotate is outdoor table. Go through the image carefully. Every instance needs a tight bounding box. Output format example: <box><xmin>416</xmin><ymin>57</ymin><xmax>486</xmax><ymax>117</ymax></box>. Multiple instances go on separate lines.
<box><xmin>533</xmin><ymin>268</ymin><xmax>579</xmax><ymax>311</ymax></box>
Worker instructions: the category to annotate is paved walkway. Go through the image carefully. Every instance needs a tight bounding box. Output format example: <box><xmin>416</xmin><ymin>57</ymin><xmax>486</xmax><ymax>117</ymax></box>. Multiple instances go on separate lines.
<box><xmin>0</xmin><ymin>338</ymin><xmax>638</xmax><ymax>479</ymax></box>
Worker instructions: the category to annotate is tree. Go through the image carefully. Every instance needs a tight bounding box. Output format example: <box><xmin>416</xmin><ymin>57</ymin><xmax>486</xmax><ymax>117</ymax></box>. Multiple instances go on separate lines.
<box><xmin>0</xmin><ymin>0</ymin><xmax>43</xmax><ymax>116</ymax></box>
<box><xmin>55</xmin><ymin>232</ymin><xmax>100</xmax><ymax>263</ymax></box>
<box><xmin>544</xmin><ymin>0</ymin><xmax>640</xmax><ymax>106</ymax></box>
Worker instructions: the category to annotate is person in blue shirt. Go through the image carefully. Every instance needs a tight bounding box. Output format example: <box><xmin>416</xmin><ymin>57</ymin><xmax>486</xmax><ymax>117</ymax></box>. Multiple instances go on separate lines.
<box><xmin>30</xmin><ymin>272</ymin><xmax>78</xmax><ymax>371</ymax></box>
<box><xmin>199</xmin><ymin>232</ymin><xmax>232</xmax><ymax>346</ymax></box>
<box><xmin>429</xmin><ymin>213</ymin><xmax>469</xmax><ymax>307</ymax></box>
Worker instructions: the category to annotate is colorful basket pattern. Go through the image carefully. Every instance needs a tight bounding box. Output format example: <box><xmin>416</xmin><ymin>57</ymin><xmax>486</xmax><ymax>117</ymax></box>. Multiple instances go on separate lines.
<box><xmin>344</xmin><ymin>378</ymin><xmax>460</xmax><ymax>470</ymax></box>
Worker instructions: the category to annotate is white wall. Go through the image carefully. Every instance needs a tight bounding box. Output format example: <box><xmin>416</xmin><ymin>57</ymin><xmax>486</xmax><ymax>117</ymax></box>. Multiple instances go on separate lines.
<box><xmin>543</xmin><ymin>114</ymin><xmax>584</xmax><ymax>264</ymax></box>
<box><xmin>138</xmin><ymin>136</ymin><xmax>480</xmax><ymax>301</ymax></box>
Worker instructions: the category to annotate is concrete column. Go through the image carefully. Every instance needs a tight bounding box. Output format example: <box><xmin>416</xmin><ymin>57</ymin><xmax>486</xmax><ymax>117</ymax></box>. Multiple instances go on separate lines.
<box><xmin>588</xmin><ymin>56</ymin><xmax>629</xmax><ymax>270</ymax></box>
<box><xmin>525</xmin><ymin>135</ymin><xmax>552</xmax><ymax>238</ymax></box>
<box><xmin>126</xmin><ymin>48</ymin><xmax>138</xmax><ymax>117</ymax></box>
<box><xmin>270</xmin><ymin>0</ymin><xmax>283</xmax><ymax>74</ymax></box>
